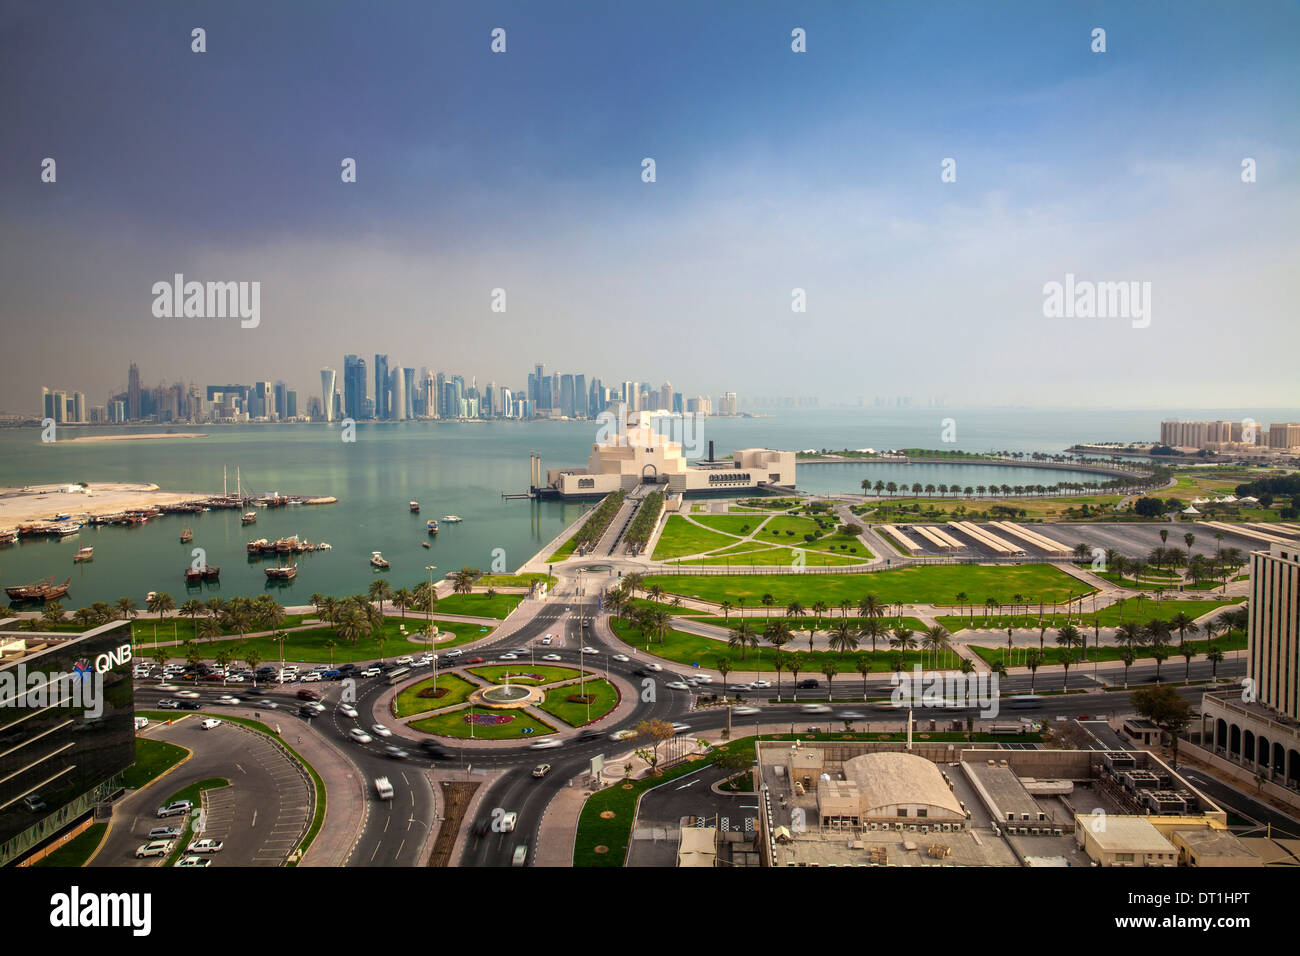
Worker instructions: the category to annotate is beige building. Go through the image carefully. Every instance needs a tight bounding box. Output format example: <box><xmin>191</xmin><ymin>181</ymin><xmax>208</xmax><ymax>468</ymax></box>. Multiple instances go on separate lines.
<box><xmin>817</xmin><ymin>752</ymin><xmax>966</xmax><ymax>828</ymax></box>
<box><xmin>1073</xmin><ymin>815</ymin><xmax>1178</xmax><ymax>867</ymax></box>
<box><xmin>546</xmin><ymin>411</ymin><xmax>794</xmax><ymax>497</ymax></box>
<box><xmin>1248</xmin><ymin>542</ymin><xmax>1300</xmax><ymax>722</ymax></box>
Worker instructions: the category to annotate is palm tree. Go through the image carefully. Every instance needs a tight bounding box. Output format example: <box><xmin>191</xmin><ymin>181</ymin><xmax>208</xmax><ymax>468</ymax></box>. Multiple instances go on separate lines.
<box><xmin>821</xmin><ymin>661</ymin><xmax>839</xmax><ymax>699</ymax></box>
<box><xmin>854</xmin><ymin>654</ymin><xmax>871</xmax><ymax>700</ymax></box>
<box><xmin>889</xmin><ymin>626</ymin><xmax>917</xmax><ymax>655</ymax></box>
<box><xmin>955</xmin><ymin>591</ymin><xmax>968</xmax><ymax>619</ymax></box>
<box><xmin>771</xmin><ymin>650</ymin><xmax>787</xmax><ymax>703</ymax></box>
<box><xmin>1151</xmin><ymin>644</ymin><xmax>1171</xmax><ymax>683</ymax></box>
<box><xmin>1058</xmin><ymin>649</ymin><xmax>1072</xmax><ymax>692</ymax></box>
<box><xmin>760</xmin><ymin>593</ymin><xmax>776</xmax><ymax>621</ymax></box>
<box><xmin>179</xmin><ymin>598</ymin><xmax>205</xmax><ymax>632</ymax></box>
<box><xmin>1056</xmin><ymin>624</ymin><xmax>1081</xmax><ymax>664</ymax></box>
<box><xmin>837</xmin><ymin>599</ymin><xmax>853</xmax><ymax>620</ymax></box>
<box><xmin>1119</xmin><ymin>647</ymin><xmax>1136</xmax><ymax>688</ymax></box>
<box><xmin>1168</xmin><ymin>611</ymin><xmax>1198</xmax><ymax>646</ymax></box>
<box><xmin>860</xmin><ymin>616</ymin><xmax>886</xmax><ymax>654</ymax></box>
<box><xmin>115</xmin><ymin>596</ymin><xmax>139</xmax><ymax>622</ymax></box>
<box><xmin>764</xmin><ymin>619</ymin><xmax>792</xmax><ymax>661</ymax></box>
<box><xmin>728</xmin><ymin>622</ymin><xmax>753</xmax><ymax>661</ymax></box>
<box><xmin>858</xmin><ymin>593</ymin><xmax>884</xmax><ymax>623</ymax></box>
<box><xmin>1181</xmin><ymin>644</ymin><xmax>1195</xmax><ymax>684</ymax></box>
<box><xmin>147</xmin><ymin>591</ymin><xmax>175</xmax><ymax>627</ymax></box>
<box><xmin>72</xmin><ymin>606</ymin><xmax>97</xmax><ymax>630</ymax></box>
<box><xmin>1206</xmin><ymin>646</ymin><xmax>1224</xmax><ymax>682</ymax></box>
<box><xmin>369</xmin><ymin>578</ymin><xmax>393</xmax><ymax>606</ymax></box>
<box><xmin>195</xmin><ymin>616</ymin><xmax>222</xmax><ymax>642</ymax></box>
<box><xmin>829</xmin><ymin>620</ymin><xmax>859</xmax><ymax>657</ymax></box>
<box><xmin>335</xmin><ymin>606</ymin><xmax>369</xmax><ymax>647</ymax></box>
<box><xmin>451</xmin><ymin>567</ymin><xmax>478</xmax><ymax>595</ymax></box>
<box><xmin>1025</xmin><ymin>650</ymin><xmax>1043</xmax><ymax>693</ymax></box>
<box><xmin>786</xmin><ymin>601</ymin><xmax>808</xmax><ymax>649</ymax></box>
<box><xmin>719</xmin><ymin>600</ymin><xmax>734</xmax><ymax>623</ymax></box>
<box><xmin>391</xmin><ymin>587</ymin><xmax>413</xmax><ymax>620</ymax></box>
<box><xmin>923</xmin><ymin>625</ymin><xmax>950</xmax><ymax>669</ymax></box>
<box><xmin>716</xmin><ymin>656</ymin><xmax>732</xmax><ymax>691</ymax></box>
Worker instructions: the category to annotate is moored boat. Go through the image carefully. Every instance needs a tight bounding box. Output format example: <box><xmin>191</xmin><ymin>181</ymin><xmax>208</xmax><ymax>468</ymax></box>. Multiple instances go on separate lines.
<box><xmin>241</xmin><ymin>511</ymin><xmax>258</xmax><ymax>525</ymax></box>
<box><xmin>180</xmin><ymin>528</ymin><xmax>193</xmax><ymax>543</ymax></box>
<box><xmin>427</xmin><ymin>519</ymin><xmax>439</xmax><ymax>534</ymax></box>
<box><xmin>73</xmin><ymin>546</ymin><xmax>94</xmax><ymax>562</ymax></box>
<box><xmin>410</xmin><ymin>501</ymin><xmax>420</xmax><ymax>513</ymax></box>
<box><xmin>441</xmin><ymin>515</ymin><xmax>462</xmax><ymax>523</ymax></box>
<box><xmin>265</xmin><ymin>564</ymin><xmax>297</xmax><ymax>581</ymax></box>
<box><xmin>5</xmin><ymin>577</ymin><xmax>71</xmax><ymax>602</ymax></box>
<box><xmin>369</xmin><ymin>551</ymin><xmax>390</xmax><ymax>569</ymax></box>
<box><xmin>185</xmin><ymin>564</ymin><xmax>221</xmax><ymax>583</ymax></box>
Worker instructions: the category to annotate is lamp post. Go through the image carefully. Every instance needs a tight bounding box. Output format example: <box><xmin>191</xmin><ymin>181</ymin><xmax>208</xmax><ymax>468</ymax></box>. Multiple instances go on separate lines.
<box><xmin>426</xmin><ymin>565</ymin><xmax>438</xmax><ymax>695</ymax></box>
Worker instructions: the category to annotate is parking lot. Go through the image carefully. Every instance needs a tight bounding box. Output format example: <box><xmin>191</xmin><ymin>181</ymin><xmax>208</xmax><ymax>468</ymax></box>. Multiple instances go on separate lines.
<box><xmin>93</xmin><ymin>718</ymin><xmax>313</xmax><ymax>868</ymax></box>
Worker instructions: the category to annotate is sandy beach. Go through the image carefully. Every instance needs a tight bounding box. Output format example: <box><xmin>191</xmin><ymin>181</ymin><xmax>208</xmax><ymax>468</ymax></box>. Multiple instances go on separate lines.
<box><xmin>0</xmin><ymin>482</ymin><xmax>212</xmax><ymax>527</ymax></box>
<box><xmin>60</xmin><ymin>432</ymin><xmax>208</xmax><ymax>443</ymax></box>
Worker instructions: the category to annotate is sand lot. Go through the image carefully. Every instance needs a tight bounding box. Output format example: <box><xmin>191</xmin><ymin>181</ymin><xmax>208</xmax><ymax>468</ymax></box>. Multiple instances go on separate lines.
<box><xmin>0</xmin><ymin>482</ymin><xmax>209</xmax><ymax>526</ymax></box>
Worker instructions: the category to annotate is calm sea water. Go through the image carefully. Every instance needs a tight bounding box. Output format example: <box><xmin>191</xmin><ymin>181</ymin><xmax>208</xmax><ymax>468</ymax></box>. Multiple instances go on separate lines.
<box><xmin>1</xmin><ymin>406</ymin><xmax>1293</xmax><ymax>607</ymax></box>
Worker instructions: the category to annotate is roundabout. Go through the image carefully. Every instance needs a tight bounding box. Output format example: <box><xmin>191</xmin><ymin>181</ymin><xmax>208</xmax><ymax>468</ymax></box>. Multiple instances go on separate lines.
<box><xmin>471</xmin><ymin>682</ymin><xmax>545</xmax><ymax>708</ymax></box>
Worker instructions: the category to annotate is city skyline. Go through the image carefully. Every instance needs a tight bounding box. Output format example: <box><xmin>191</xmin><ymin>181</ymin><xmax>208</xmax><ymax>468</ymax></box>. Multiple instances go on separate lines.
<box><xmin>2</xmin><ymin>2</ymin><xmax>1297</xmax><ymax>410</ymax></box>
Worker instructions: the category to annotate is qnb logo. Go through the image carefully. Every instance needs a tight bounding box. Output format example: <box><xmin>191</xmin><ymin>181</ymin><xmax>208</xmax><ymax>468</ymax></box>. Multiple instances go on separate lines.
<box><xmin>49</xmin><ymin>886</ymin><xmax>151</xmax><ymax>936</ymax></box>
<box><xmin>151</xmin><ymin>274</ymin><xmax>261</xmax><ymax>329</ymax></box>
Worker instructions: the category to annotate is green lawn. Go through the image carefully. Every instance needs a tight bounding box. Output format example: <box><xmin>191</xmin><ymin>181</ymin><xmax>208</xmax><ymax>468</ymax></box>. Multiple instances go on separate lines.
<box><xmin>391</xmin><ymin>672</ymin><xmax>479</xmax><ymax>718</ymax></box>
<box><xmin>432</xmin><ymin>592</ymin><xmax>519</xmax><ymax>618</ymax></box>
<box><xmin>759</xmin><ymin>515</ymin><xmax>825</xmax><ymax>538</ymax></box>
<box><xmin>547</xmin><ymin>536</ymin><xmax>579</xmax><ymax>562</ymax></box>
<box><xmin>537</xmin><ymin>678</ymin><xmax>620</xmax><ymax>727</ymax></box>
<box><xmin>475</xmin><ymin>574</ymin><xmax>556</xmax><ymax>589</ymax></box>
<box><xmin>609</xmin><ymin>616</ymin><xmax>929</xmax><ymax>673</ymax></box>
<box><xmin>670</xmin><ymin>546</ymin><xmax>863</xmax><ymax>567</ymax></box>
<box><xmin>466</xmin><ymin>664</ymin><xmax>583</xmax><ymax>685</ymax></box>
<box><xmin>120</xmin><ymin>736</ymin><xmax>188</xmax><ymax>789</ymax></box>
<box><xmin>642</xmin><ymin>564</ymin><xmax>1090</xmax><ymax>607</ymax></box>
<box><xmin>693</xmin><ymin>615</ymin><xmax>931</xmax><ymax>636</ymax></box>
<box><xmin>689</xmin><ymin>514</ymin><xmax>767</xmax><ymax>536</ymax></box>
<box><xmin>972</xmin><ymin>631</ymin><xmax>1248</xmax><ymax>668</ymax></box>
<box><xmin>651</xmin><ymin>515</ymin><xmax>742</xmax><ymax>559</ymax></box>
<box><xmin>33</xmin><ymin>823</ymin><xmax>107</xmax><ymax>868</ymax></box>
<box><xmin>801</xmin><ymin>532</ymin><xmax>874</xmax><ymax>559</ymax></box>
<box><xmin>130</xmin><ymin>613</ymin><xmax>310</xmax><ymax>645</ymax></box>
<box><xmin>409</xmin><ymin>706</ymin><xmax>557</xmax><ymax>739</ymax></box>
<box><xmin>936</xmin><ymin>598</ymin><xmax>1238</xmax><ymax>633</ymax></box>
<box><xmin>152</xmin><ymin>616</ymin><xmax>493</xmax><ymax>665</ymax></box>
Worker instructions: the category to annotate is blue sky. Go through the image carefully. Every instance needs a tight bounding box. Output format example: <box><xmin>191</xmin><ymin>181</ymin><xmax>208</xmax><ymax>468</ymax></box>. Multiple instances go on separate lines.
<box><xmin>1</xmin><ymin>0</ymin><xmax>1297</xmax><ymax>411</ymax></box>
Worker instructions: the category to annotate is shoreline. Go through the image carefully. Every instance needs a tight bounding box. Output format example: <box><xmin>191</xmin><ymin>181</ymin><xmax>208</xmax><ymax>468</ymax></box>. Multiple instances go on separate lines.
<box><xmin>60</xmin><ymin>432</ymin><xmax>208</xmax><ymax>443</ymax></box>
<box><xmin>0</xmin><ymin>482</ymin><xmax>212</xmax><ymax>527</ymax></box>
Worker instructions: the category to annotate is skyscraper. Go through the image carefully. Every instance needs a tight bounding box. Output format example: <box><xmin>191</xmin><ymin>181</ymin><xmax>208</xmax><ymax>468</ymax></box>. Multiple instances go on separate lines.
<box><xmin>574</xmin><ymin>374</ymin><xmax>586</xmax><ymax>418</ymax></box>
<box><xmin>320</xmin><ymin>368</ymin><xmax>337</xmax><ymax>422</ymax></box>
<box><xmin>402</xmin><ymin>367</ymin><xmax>416</xmax><ymax>420</ymax></box>
<box><xmin>343</xmin><ymin>354</ymin><xmax>367</xmax><ymax>420</ymax></box>
<box><xmin>560</xmin><ymin>374</ymin><xmax>575</xmax><ymax>418</ymax></box>
<box><xmin>374</xmin><ymin>354</ymin><xmax>389</xmax><ymax>419</ymax></box>
<box><xmin>127</xmin><ymin>362</ymin><xmax>141</xmax><ymax>420</ymax></box>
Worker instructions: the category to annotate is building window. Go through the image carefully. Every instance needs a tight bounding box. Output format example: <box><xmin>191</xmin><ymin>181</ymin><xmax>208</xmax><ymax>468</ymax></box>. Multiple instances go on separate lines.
<box><xmin>916</xmin><ymin>809</ymin><xmax>927</xmax><ymax>818</ymax></box>
<box><xmin>896</xmin><ymin>809</ymin><xmax>907</xmax><ymax>817</ymax></box>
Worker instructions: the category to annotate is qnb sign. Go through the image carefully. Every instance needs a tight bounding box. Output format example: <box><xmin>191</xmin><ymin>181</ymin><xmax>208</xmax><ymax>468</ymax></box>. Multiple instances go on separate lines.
<box><xmin>95</xmin><ymin>644</ymin><xmax>133</xmax><ymax>674</ymax></box>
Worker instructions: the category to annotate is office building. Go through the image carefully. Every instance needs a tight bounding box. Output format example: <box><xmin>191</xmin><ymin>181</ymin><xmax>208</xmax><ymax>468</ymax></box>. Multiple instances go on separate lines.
<box><xmin>319</xmin><ymin>368</ymin><xmax>337</xmax><ymax>422</ymax></box>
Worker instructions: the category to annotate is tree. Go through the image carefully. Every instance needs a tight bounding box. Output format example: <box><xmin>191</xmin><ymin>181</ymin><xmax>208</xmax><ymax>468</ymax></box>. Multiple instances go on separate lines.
<box><xmin>821</xmin><ymin>661</ymin><xmax>839</xmax><ymax>698</ymax></box>
<box><xmin>115</xmin><ymin>596</ymin><xmax>139</xmax><ymax>621</ymax></box>
<box><xmin>727</xmin><ymin>622</ymin><xmax>752</xmax><ymax>661</ymax></box>
<box><xmin>1025</xmin><ymin>650</ymin><xmax>1043</xmax><ymax>693</ymax></box>
<box><xmin>715</xmin><ymin>656</ymin><xmax>732</xmax><ymax>690</ymax></box>
<box><xmin>392</xmin><ymin>588</ymin><xmax>413</xmax><ymax>620</ymax></box>
<box><xmin>923</xmin><ymin>625</ymin><xmax>950</xmax><ymax>669</ymax></box>
<box><xmin>719</xmin><ymin>600</ymin><xmax>734</xmax><ymax>623</ymax></box>
<box><xmin>1168</xmin><ymin>611</ymin><xmax>1198</xmax><ymax>646</ymax></box>
<box><xmin>771</xmin><ymin>650</ymin><xmax>787</xmax><ymax>703</ymax></box>
<box><xmin>147</xmin><ymin>591</ymin><xmax>175</xmax><ymax>625</ymax></box>
<box><xmin>1181</xmin><ymin>644</ymin><xmax>1195</xmax><ymax>684</ymax></box>
<box><xmin>1131</xmin><ymin>684</ymin><xmax>1193</xmax><ymax>766</ymax></box>
<box><xmin>368</xmin><ymin>577</ymin><xmax>393</xmax><ymax>605</ymax></box>
<box><xmin>1206</xmin><ymin>645</ymin><xmax>1224</xmax><ymax>682</ymax></box>
<box><xmin>633</xmin><ymin>719</ymin><xmax>677</xmax><ymax>774</ymax></box>
<box><xmin>829</xmin><ymin>620</ymin><xmax>859</xmax><ymax>657</ymax></box>
<box><xmin>789</xmin><ymin>652</ymin><xmax>808</xmax><ymax>700</ymax></box>
<box><xmin>854</xmin><ymin>654</ymin><xmax>871</xmax><ymax>701</ymax></box>
<box><xmin>1151</xmin><ymin>644</ymin><xmax>1171</xmax><ymax>683</ymax></box>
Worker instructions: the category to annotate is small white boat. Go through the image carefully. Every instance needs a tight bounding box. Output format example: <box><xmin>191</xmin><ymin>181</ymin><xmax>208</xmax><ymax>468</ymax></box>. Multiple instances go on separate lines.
<box><xmin>409</xmin><ymin>501</ymin><xmax>420</xmax><ymax>513</ymax></box>
<box><xmin>441</xmin><ymin>515</ymin><xmax>463</xmax><ymax>523</ymax></box>
<box><xmin>370</xmin><ymin>551</ymin><xmax>390</xmax><ymax>570</ymax></box>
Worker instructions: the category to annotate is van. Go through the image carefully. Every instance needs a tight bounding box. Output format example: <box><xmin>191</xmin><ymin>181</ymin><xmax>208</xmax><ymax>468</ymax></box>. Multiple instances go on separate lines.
<box><xmin>134</xmin><ymin>717</ymin><xmax>150</xmax><ymax>731</ymax></box>
<box><xmin>374</xmin><ymin>776</ymin><xmax>394</xmax><ymax>800</ymax></box>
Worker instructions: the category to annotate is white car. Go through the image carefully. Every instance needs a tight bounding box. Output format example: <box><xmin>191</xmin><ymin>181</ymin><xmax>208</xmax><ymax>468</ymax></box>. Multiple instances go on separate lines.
<box><xmin>176</xmin><ymin>690</ymin><xmax>199</xmax><ymax>699</ymax></box>
<box><xmin>530</xmin><ymin>738</ymin><xmax>562</xmax><ymax>750</ymax></box>
<box><xmin>542</xmin><ymin>654</ymin><xmax>562</xmax><ymax>662</ymax></box>
<box><xmin>371</xmin><ymin>724</ymin><xmax>392</xmax><ymax>737</ymax></box>
<box><xmin>187</xmin><ymin>838</ymin><xmax>223</xmax><ymax>854</ymax></box>
<box><xmin>800</xmin><ymin>704</ymin><xmax>832</xmax><ymax>714</ymax></box>
<box><xmin>540</xmin><ymin>635</ymin><xmax>554</xmax><ymax>645</ymax></box>
<box><xmin>200</xmin><ymin>718</ymin><xmax>222</xmax><ymax>730</ymax></box>
<box><xmin>611</xmin><ymin>654</ymin><xmax>630</xmax><ymax>662</ymax></box>
<box><xmin>499</xmin><ymin>811</ymin><xmax>518</xmax><ymax>832</ymax></box>
<box><xmin>299</xmin><ymin>672</ymin><xmax>321</xmax><ymax>683</ymax></box>
<box><xmin>340</xmin><ymin>704</ymin><xmax>359</xmax><ymax>718</ymax></box>
<box><xmin>690</xmin><ymin>674</ymin><xmax>713</xmax><ymax>684</ymax></box>
<box><xmin>411</xmin><ymin>658</ymin><xmax>431</xmax><ymax>668</ymax></box>
<box><xmin>444</xmin><ymin>649</ymin><xmax>463</xmax><ymax>657</ymax></box>
<box><xmin>225</xmin><ymin>674</ymin><xmax>245</xmax><ymax>683</ymax></box>
<box><xmin>498</xmin><ymin>653</ymin><xmax>518</xmax><ymax>661</ymax></box>
<box><xmin>359</xmin><ymin>667</ymin><xmax>381</xmax><ymax>678</ymax></box>
<box><xmin>216</xmin><ymin>695</ymin><xmax>240</xmax><ymax>705</ymax></box>
<box><xmin>174</xmin><ymin>855</ymin><xmax>210</xmax><ymax>867</ymax></box>
<box><xmin>665</xmin><ymin>681</ymin><xmax>691</xmax><ymax>691</ymax></box>
<box><xmin>580</xmin><ymin>647</ymin><xmax>598</xmax><ymax>655</ymax></box>
<box><xmin>750</xmin><ymin>680</ymin><xmax>772</xmax><ymax>689</ymax></box>
<box><xmin>349</xmin><ymin>728</ymin><xmax>373</xmax><ymax>744</ymax></box>
<box><xmin>306</xmin><ymin>701</ymin><xmax>326</xmax><ymax>713</ymax></box>
<box><xmin>645</xmin><ymin>663</ymin><xmax>663</xmax><ymax>672</ymax></box>
<box><xmin>671</xmin><ymin>723</ymin><xmax>692</xmax><ymax>733</ymax></box>
<box><xmin>733</xmin><ymin>706</ymin><xmax>761</xmax><ymax>715</ymax></box>
<box><xmin>395</xmin><ymin>656</ymin><xmax>414</xmax><ymax>665</ymax></box>
<box><xmin>156</xmin><ymin>683</ymin><xmax>179</xmax><ymax>692</ymax></box>
<box><xmin>135</xmin><ymin>840</ymin><xmax>174</xmax><ymax>859</ymax></box>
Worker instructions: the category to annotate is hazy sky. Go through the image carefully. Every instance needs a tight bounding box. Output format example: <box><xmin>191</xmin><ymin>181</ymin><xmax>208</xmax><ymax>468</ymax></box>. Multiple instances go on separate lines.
<box><xmin>2</xmin><ymin>0</ymin><xmax>1297</xmax><ymax>413</ymax></box>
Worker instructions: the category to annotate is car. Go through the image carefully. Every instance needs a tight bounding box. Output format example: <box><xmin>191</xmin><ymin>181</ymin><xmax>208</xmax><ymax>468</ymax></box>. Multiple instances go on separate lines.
<box><xmin>135</xmin><ymin>840</ymin><xmax>174</xmax><ymax>859</ymax></box>
<box><xmin>296</xmin><ymin>689</ymin><xmax>322</xmax><ymax>701</ymax></box>
<box><xmin>156</xmin><ymin>683</ymin><xmax>179</xmax><ymax>691</ymax></box>
<box><xmin>839</xmin><ymin>711</ymin><xmax>866</xmax><ymax>719</ymax></box>
<box><xmin>216</xmin><ymin>695</ymin><xmax>240</xmax><ymax>705</ymax></box>
<box><xmin>148</xmin><ymin>826</ymin><xmax>181</xmax><ymax>839</ymax></box>
<box><xmin>156</xmin><ymin>699</ymin><xmax>179</xmax><ymax>709</ymax></box>
<box><xmin>540</xmin><ymin>635</ymin><xmax>553</xmax><ymax>645</ymax></box>
<box><xmin>796</xmin><ymin>679</ymin><xmax>820</xmax><ymax>689</ymax></box>
<box><xmin>512</xmin><ymin>843</ymin><xmax>529</xmax><ymax>867</ymax></box>
<box><xmin>349</xmin><ymin>728</ymin><xmax>372</xmax><ymax>744</ymax></box>
<box><xmin>580</xmin><ymin>647</ymin><xmax>598</xmax><ymax>655</ymax></box>
<box><xmin>298</xmin><ymin>706</ymin><xmax>318</xmax><ymax>718</ymax></box>
<box><xmin>499</xmin><ymin>811</ymin><xmax>518</xmax><ymax>832</ymax></box>
<box><xmin>472</xmin><ymin>818</ymin><xmax>490</xmax><ymax>838</ymax></box>
<box><xmin>200</xmin><ymin>718</ymin><xmax>223</xmax><ymax>730</ymax></box>
<box><xmin>611</xmin><ymin>729</ymin><xmax>637</xmax><ymax>740</ymax></box>
<box><xmin>410</xmin><ymin>658</ymin><xmax>431</xmax><ymax>668</ymax></box>
<box><xmin>174</xmin><ymin>855</ymin><xmax>210</xmax><ymax>867</ymax></box>
<box><xmin>307</xmin><ymin>701</ymin><xmax>326</xmax><ymax>712</ymax></box>
<box><xmin>176</xmin><ymin>690</ymin><xmax>200</xmax><ymax>699</ymax></box>
<box><xmin>22</xmin><ymin>795</ymin><xmax>46</xmax><ymax>812</ymax></box>
<box><xmin>258</xmin><ymin>700</ymin><xmax>279</xmax><ymax>710</ymax></box>
<box><xmin>750</xmin><ymin>680</ymin><xmax>772</xmax><ymax>689</ymax></box>
<box><xmin>465</xmin><ymin>657</ymin><xmax>485</xmax><ymax>664</ymax></box>
<box><xmin>299</xmin><ymin>672</ymin><xmax>321</xmax><ymax>682</ymax></box>
<box><xmin>727</xmin><ymin>684</ymin><xmax>753</xmax><ymax>693</ymax></box>
<box><xmin>671</xmin><ymin>723</ymin><xmax>691</xmax><ymax>733</ymax></box>
<box><xmin>645</xmin><ymin>663</ymin><xmax>663</xmax><ymax>672</ymax></box>
<box><xmin>665</xmin><ymin>681</ymin><xmax>691</xmax><ymax>691</ymax></box>
<box><xmin>383</xmin><ymin>745</ymin><xmax>409</xmax><ymax>760</ymax></box>
<box><xmin>530</xmin><ymin>738</ymin><xmax>562</xmax><ymax>750</ymax></box>
<box><xmin>187</xmin><ymin>838</ymin><xmax>223</xmax><ymax>854</ymax></box>
<box><xmin>225</xmin><ymin>674</ymin><xmax>246</xmax><ymax>683</ymax></box>
<box><xmin>359</xmin><ymin>667</ymin><xmax>381</xmax><ymax>678</ymax></box>
<box><xmin>395</xmin><ymin>656</ymin><xmax>414</xmax><ymax>665</ymax></box>
<box><xmin>444</xmin><ymin>648</ymin><xmax>463</xmax><ymax>657</ymax></box>
<box><xmin>577</xmin><ymin>728</ymin><xmax>605</xmax><ymax>740</ymax></box>
<box><xmin>611</xmin><ymin>654</ymin><xmax>630</xmax><ymax>662</ymax></box>
<box><xmin>800</xmin><ymin>704</ymin><xmax>832</xmax><ymax>714</ymax></box>
<box><xmin>532</xmin><ymin>764</ymin><xmax>551</xmax><ymax>777</ymax></box>
<box><xmin>371</xmin><ymin>724</ymin><xmax>393</xmax><ymax>737</ymax></box>
<box><xmin>419</xmin><ymin>739</ymin><xmax>450</xmax><ymax>759</ymax></box>
<box><xmin>321</xmin><ymin>668</ymin><xmax>341</xmax><ymax>679</ymax></box>
<box><xmin>177</xmin><ymin>700</ymin><xmax>201</xmax><ymax>711</ymax></box>
<box><xmin>733</xmin><ymin>706</ymin><xmax>761</xmax><ymax>715</ymax></box>
<box><xmin>242</xmin><ymin>686</ymin><xmax>265</xmax><ymax>696</ymax></box>
<box><xmin>498</xmin><ymin>653</ymin><xmax>518</xmax><ymax>661</ymax></box>
<box><xmin>339</xmin><ymin>704</ymin><xmax>359</xmax><ymax>718</ymax></box>
<box><xmin>691</xmin><ymin>674</ymin><xmax>714</xmax><ymax>684</ymax></box>
<box><xmin>157</xmin><ymin>800</ymin><xmax>193</xmax><ymax>818</ymax></box>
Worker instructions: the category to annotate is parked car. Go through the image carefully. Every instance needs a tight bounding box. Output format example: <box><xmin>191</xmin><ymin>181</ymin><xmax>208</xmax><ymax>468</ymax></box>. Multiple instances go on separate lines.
<box><xmin>157</xmin><ymin>800</ymin><xmax>193</xmax><ymax>818</ymax></box>
<box><xmin>174</xmin><ymin>855</ymin><xmax>210</xmax><ymax>867</ymax></box>
<box><xmin>299</xmin><ymin>672</ymin><xmax>321</xmax><ymax>683</ymax></box>
<box><xmin>359</xmin><ymin>667</ymin><xmax>381</xmax><ymax>678</ymax></box>
<box><xmin>200</xmin><ymin>718</ymin><xmax>222</xmax><ymax>730</ymax></box>
<box><xmin>177</xmin><ymin>701</ymin><xmax>201</xmax><ymax>711</ymax></box>
<box><xmin>444</xmin><ymin>649</ymin><xmax>464</xmax><ymax>658</ymax></box>
<box><xmin>156</xmin><ymin>699</ymin><xmax>179</xmax><ymax>709</ymax></box>
<box><xmin>22</xmin><ymin>795</ymin><xmax>46</xmax><ymax>812</ymax></box>
<box><xmin>187</xmin><ymin>838</ymin><xmax>223</xmax><ymax>854</ymax></box>
<box><xmin>135</xmin><ymin>840</ymin><xmax>174</xmax><ymax>859</ymax></box>
<box><xmin>148</xmin><ymin>826</ymin><xmax>181</xmax><ymax>839</ymax></box>
<box><xmin>395</xmin><ymin>656</ymin><xmax>414</xmax><ymax>665</ymax></box>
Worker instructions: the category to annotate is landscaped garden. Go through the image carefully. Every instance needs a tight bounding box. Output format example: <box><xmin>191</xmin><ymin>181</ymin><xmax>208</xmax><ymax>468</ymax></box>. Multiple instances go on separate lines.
<box><xmin>537</xmin><ymin>678</ymin><xmax>620</xmax><ymax>727</ymax></box>
<box><xmin>391</xmin><ymin>672</ymin><xmax>479</xmax><ymax>718</ymax></box>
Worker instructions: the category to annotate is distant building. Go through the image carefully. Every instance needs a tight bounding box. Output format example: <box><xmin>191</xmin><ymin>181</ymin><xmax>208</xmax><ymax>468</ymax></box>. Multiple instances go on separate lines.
<box><xmin>319</xmin><ymin>368</ymin><xmax>337</xmax><ymax>422</ymax></box>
